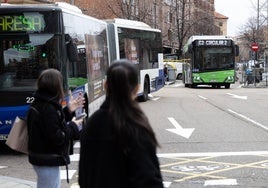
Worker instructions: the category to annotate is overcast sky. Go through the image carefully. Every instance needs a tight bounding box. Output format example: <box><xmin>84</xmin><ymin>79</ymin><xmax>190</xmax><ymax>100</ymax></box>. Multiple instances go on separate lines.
<box><xmin>215</xmin><ymin>0</ymin><xmax>257</xmax><ymax>36</ymax></box>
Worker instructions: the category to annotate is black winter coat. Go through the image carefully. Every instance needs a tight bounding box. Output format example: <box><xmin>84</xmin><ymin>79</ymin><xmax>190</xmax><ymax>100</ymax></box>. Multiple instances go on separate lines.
<box><xmin>79</xmin><ymin>99</ymin><xmax>163</xmax><ymax>188</ymax></box>
<box><xmin>27</xmin><ymin>91</ymin><xmax>80</xmax><ymax>166</ymax></box>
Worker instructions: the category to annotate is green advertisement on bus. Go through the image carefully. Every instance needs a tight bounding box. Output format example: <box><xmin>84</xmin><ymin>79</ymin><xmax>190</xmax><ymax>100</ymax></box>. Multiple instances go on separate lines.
<box><xmin>192</xmin><ymin>70</ymin><xmax>235</xmax><ymax>84</ymax></box>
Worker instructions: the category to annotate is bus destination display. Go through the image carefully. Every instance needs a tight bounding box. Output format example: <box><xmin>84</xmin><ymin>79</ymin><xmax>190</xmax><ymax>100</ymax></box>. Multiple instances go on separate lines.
<box><xmin>0</xmin><ymin>14</ymin><xmax>45</xmax><ymax>32</ymax></box>
<box><xmin>197</xmin><ymin>40</ymin><xmax>231</xmax><ymax>46</ymax></box>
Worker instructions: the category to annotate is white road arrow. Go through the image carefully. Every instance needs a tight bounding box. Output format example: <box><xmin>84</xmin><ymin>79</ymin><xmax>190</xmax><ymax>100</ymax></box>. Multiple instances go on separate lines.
<box><xmin>166</xmin><ymin>117</ymin><xmax>195</xmax><ymax>139</ymax></box>
<box><xmin>227</xmin><ymin>93</ymin><xmax>247</xmax><ymax>100</ymax></box>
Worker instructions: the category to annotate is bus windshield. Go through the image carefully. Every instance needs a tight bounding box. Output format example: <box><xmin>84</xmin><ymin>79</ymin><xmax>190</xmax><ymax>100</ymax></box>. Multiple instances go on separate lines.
<box><xmin>0</xmin><ymin>4</ymin><xmax>113</xmax><ymax>140</ymax></box>
<box><xmin>0</xmin><ymin>10</ymin><xmax>62</xmax><ymax>94</ymax></box>
<box><xmin>194</xmin><ymin>47</ymin><xmax>234</xmax><ymax>72</ymax></box>
<box><xmin>0</xmin><ymin>34</ymin><xmax>60</xmax><ymax>92</ymax></box>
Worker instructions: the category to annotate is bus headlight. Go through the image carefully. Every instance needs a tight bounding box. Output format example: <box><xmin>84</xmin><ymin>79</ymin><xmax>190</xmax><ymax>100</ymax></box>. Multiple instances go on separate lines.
<box><xmin>224</xmin><ymin>76</ymin><xmax>234</xmax><ymax>82</ymax></box>
<box><xmin>227</xmin><ymin>76</ymin><xmax>233</xmax><ymax>81</ymax></box>
<box><xmin>194</xmin><ymin>76</ymin><xmax>201</xmax><ymax>81</ymax></box>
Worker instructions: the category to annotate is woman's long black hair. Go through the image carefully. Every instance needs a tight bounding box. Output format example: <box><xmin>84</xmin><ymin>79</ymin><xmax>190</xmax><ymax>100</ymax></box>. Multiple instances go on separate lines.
<box><xmin>106</xmin><ymin>59</ymin><xmax>159</xmax><ymax>147</ymax></box>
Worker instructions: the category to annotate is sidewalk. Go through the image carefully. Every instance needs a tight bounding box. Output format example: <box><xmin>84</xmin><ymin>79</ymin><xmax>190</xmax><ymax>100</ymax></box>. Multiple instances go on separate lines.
<box><xmin>0</xmin><ymin>176</ymin><xmax>36</xmax><ymax>188</ymax></box>
<box><xmin>241</xmin><ymin>80</ymin><xmax>268</xmax><ymax>88</ymax></box>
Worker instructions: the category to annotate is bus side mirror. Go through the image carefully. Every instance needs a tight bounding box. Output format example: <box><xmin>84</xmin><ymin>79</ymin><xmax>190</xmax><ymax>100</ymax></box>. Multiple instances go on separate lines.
<box><xmin>235</xmin><ymin>45</ymin><xmax>239</xmax><ymax>57</ymax></box>
<box><xmin>67</xmin><ymin>41</ymin><xmax>79</xmax><ymax>62</ymax></box>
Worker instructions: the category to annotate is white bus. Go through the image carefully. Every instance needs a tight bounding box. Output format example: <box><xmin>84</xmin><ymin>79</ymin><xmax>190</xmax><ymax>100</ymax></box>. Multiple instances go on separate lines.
<box><xmin>0</xmin><ymin>3</ymin><xmax>164</xmax><ymax>141</ymax></box>
<box><xmin>106</xmin><ymin>18</ymin><xmax>164</xmax><ymax>101</ymax></box>
<box><xmin>0</xmin><ymin>2</ymin><xmax>109</xmax><ymax>140</ymax></box>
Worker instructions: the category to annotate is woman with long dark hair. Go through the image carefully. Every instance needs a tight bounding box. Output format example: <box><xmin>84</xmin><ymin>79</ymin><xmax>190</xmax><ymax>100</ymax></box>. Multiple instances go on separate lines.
<box><xmin>79</xmin><ymin>60</ymin><xmax>163</xmax><ymax>188</ymax></box>
<box><xmin>27</xmin><ymin>68</ymin><xmax>85</xmax><ymax>188</ymax></box>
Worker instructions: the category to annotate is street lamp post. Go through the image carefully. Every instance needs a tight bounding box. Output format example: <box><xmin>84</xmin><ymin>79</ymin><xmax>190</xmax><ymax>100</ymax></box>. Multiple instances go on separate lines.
<box><xmin>265</xmin><ymin>0</ymin><xmax>268</xmax><ymax>74</ymax></box>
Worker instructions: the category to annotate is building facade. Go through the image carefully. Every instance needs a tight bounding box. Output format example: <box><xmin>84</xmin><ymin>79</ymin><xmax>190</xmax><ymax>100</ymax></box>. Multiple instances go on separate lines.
<box><xmin>214</xmin><ymin>12</ymin><xmax>228</xmax><ymax>36</ymax></box>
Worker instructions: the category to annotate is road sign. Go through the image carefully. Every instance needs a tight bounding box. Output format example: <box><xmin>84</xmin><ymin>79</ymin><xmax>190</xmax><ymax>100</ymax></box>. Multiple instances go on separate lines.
<box><xmin>251</xmin><ymin>43</ymin><xmax>259</xmax><ymax>51</ymax></box>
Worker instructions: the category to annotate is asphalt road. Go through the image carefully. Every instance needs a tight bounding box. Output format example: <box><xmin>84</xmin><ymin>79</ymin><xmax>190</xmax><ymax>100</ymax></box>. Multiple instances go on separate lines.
<box><xmin>143</xmin><ymin>81</ymin><xmax>268</xmax><ymax>187</ymax></box>
<box><xmin>1</xmin><ymin>81</ymin><xmax>268</xmax><ymax>187</ymax></box>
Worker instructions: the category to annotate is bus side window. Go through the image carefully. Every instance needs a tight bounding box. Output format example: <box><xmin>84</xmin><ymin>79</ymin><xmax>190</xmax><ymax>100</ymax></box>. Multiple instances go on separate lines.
<box><xmin>66</xmin><ymin>34</ymin><xmax>78</xmax><ymax>62</ymax></box>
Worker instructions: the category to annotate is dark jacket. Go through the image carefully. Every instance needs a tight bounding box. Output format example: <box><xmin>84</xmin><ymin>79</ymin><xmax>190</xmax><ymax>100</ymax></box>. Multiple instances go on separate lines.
<box><xmin>27</xmin><ymin>91</ymin><xmax>80</xmax><ymax>166</ymax></box>
<box><xmin>79</xmin><ymin>99</ymin><xmax>163</xmax><ymax>188</ymax></box>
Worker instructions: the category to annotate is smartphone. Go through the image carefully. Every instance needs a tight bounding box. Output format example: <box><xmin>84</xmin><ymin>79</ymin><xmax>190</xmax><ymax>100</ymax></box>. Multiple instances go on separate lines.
<box><xmin>76</xmin><ymin>112</ymin><xmax>87</xmax><ymax>120</ymax></box>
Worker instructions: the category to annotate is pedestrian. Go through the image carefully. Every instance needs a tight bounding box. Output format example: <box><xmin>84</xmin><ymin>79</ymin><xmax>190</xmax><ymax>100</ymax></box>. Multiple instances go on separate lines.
<box><xmin>27</xmin><ymin>68</ymin><xmax>85</xmax><ymax>188</ymax></box>
<box><xmin>79</xmin><ymin>60</ymin><xmax>163</xmax><ymax>188</ymax></box>
<box><xmin>164</xmin><ymin>65</ymin><xmax>168</xmax><ymax>82</ymax></box>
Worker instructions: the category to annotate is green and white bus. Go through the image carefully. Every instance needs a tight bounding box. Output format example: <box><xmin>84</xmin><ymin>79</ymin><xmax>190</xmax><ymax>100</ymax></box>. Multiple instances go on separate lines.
<box><xmin>182</xmin><ymin>35</ymin><xmax>239</xmax><ymax>88</ymax></box>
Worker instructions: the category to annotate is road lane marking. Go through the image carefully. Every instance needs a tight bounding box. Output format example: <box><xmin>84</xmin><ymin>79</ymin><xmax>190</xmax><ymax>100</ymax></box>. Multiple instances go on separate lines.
<box><xmin>204</xmin><ymin>179</ymin><xmax>237</xmax><ymax>186</ymax></box>
<box><xmin>167</xmin><ymin>117</ymin><xmax>195</xmax><ymax>139</ymax></box>
<box><xmin>160</xmin><ymin>156</ymin><xmax>217</xmax><ymax>167</ymax></box>
<box><xmin>227</xmin><ymin>93</ymin><xmax>247</xmax><ymax>100</ymax></box>
<box><xmin>173</xmin><ymin>158</ymin><xmax>268</xmax><ymax>182</ymax></box>
<box><xmin>198</xmin><ymin>95</ymin><xmax>207</xmax><ymax>100</ymax></box>
<box><xmin>157</xmin><ymin>151</ymin><xmax>268</xmax><ymax>158</ymax></box>
<box><xmin>74</xmin><ymin>142</ymin><xmax>80</xmax><ymax>148</ymax></box>
<box><xmin>148</xmin><ymin>94</ymin><xmax>160</xmax><ymax>101</ymax></box>
<box><xmin>151</xmin><ymin>97</ymin><xmax>160</xmax><ymax>101</ymax></box>
<box><xmin>70</xmin><ymin>183</ymin><xmax>80</xmax><ymax>188</ymax></box>
<box><xmin>228</xmin><ymin>109</ymin><xmax>268</xmax><ymax>131</ymax></box>
<box><xmin>70</xmin><ymin>154</ymin><xmax>80</xmax><ymax>162</ymax></box>
<box><xmin>163</xmin><ymin>181</ymin><xmax>172</xmax><ymax>187</ymax></box>
<box><xmin>159</xmin><ymin>151</ymin><xmax>268</xmax><ymax>184</ymax></box>
<box><xmin>161</xmin><ymin>169</ymin><xmax>224</xmax><ymax>179</ymax></box>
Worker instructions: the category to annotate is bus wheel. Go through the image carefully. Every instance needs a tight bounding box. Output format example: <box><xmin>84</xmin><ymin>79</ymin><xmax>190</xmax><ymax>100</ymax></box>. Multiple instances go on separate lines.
<box><xmin>225</xmin><ymin>84</ymin><xmax>230</xmax><ymax>89</ymax></box>
<box><xmin>190</xmin><ymin>84</ymin><xmax>196</xmax><ymax>88</ymax></box>
<box><xmin>177</xmin><ymin>73</ymin><xmax>182</xmax><ymax>80</ymax></box>
<box><xmin>138</xmin><ymin>78</ymin><xmax>149</xmax><ymax>102</ymax></box>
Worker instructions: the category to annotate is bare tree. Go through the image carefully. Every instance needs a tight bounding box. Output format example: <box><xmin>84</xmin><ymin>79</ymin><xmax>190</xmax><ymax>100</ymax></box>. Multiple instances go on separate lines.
<box><xmin>104</xmin><ymin>0</ymin><xmax>154</xmax><ymax>23</ymax></box>
<box><xmin>168</xmin><ymin>0</ymin><xmax>217</xmax><ymax>58</ymax></box>
<box><xmin>239</xmin><ymin>0</ymin><xmax>267</xmax><ymax>61</ymax></box>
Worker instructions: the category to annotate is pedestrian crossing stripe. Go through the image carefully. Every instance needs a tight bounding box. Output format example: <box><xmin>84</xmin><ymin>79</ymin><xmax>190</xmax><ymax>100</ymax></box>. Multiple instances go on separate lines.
<box><xmin>70</xmin><ymin>153</ymin><xmax>80</xmax><ymax>162</ymax></box>
<box><xmin>204</xmin><ymin>179</ymin><xmax>237</xmax><ymax>186</ymax></box>
<box><xmin>60</xmin><ymin>170</ymin><xmax>76</xmax><ymax>180</ymax></box>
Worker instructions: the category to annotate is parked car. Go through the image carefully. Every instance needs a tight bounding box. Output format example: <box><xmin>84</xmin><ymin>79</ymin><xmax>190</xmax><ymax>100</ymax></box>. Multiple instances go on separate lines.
<box><xmin>164</xmin><ymin>61</ymin><xmax>183</xmax><ymax>80</ymax></box>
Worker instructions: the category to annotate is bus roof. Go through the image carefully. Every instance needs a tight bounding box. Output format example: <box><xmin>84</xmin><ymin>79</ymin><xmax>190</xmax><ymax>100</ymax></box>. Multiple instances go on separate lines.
<box><xmin>105</xmin><ymin>18</ymin><xmax>161</xmax><ymax>32</ymax></box>
<box><xmin>0</xmin><ymin>2</ymin><xmax>82</xmax><ymax>14</ymax></box>
<box><xmin>187</xmin><ymin>35</ymin><xmax>234</xmax><ymax>43</ymax></box>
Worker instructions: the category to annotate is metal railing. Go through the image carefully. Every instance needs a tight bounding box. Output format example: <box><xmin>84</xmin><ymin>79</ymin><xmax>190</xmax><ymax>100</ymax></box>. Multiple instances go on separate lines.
<box><xmin>239</xmin><ymin>68</ymin><xmax>268</xmax><ymax>87</ymax></box>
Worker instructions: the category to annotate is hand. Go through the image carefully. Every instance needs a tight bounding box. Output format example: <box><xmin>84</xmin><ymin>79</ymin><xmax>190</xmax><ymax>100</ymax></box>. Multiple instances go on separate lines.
<box><xmin>71</xmin><ymin>117</ymin><xmax>84</xmax><ymax>127</ymax></box>
<box><xmin>68</xmin><ymin>92</ymin><xmax>85</xmax><ymax>112</ymax></box>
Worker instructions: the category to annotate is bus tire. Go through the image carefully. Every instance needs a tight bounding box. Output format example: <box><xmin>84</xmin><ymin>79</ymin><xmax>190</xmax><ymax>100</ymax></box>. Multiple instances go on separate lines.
<box><xmin>190</xmin><ymin>84</ymin><xmax>196</xmax><ymax>88</ymax></box>
<box><xmin>138</xmin><ymin>78</ymin><xmax>149</xmax><ymax>102</ymax></box>
<box><xmin>225</xmin><ymin>84</ymin><xmax>230</xmax><ymax>89</ymax></box>
<box><xmin>177</xmin><ymin>73</ymin><xmax>182</xmax><ymax>80</ymax></box>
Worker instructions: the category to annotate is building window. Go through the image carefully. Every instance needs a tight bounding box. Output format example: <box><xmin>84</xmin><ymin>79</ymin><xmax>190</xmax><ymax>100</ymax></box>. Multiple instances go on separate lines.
<box><xmin>169</xmin><ymin>12</ymin><xmax>173</xmax><ymax>24</ymax></box>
